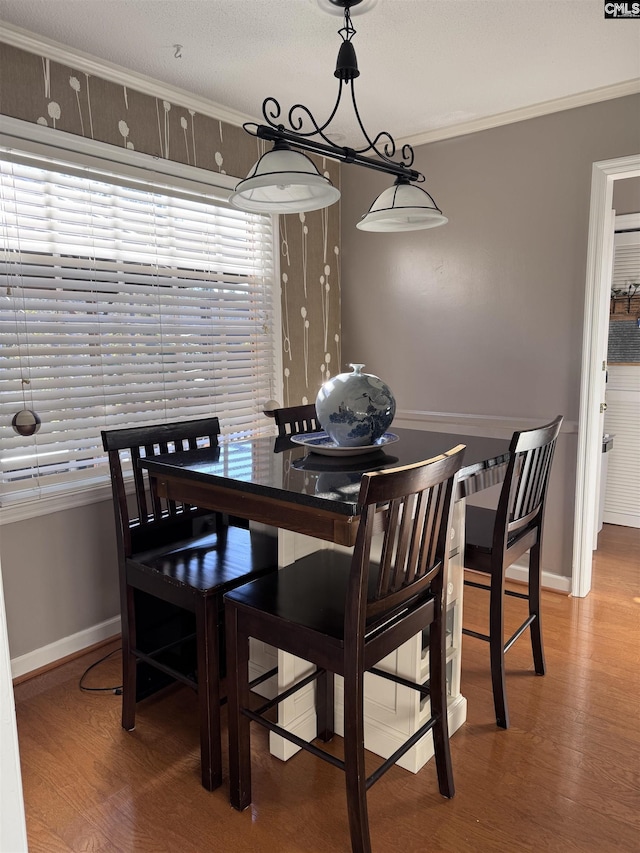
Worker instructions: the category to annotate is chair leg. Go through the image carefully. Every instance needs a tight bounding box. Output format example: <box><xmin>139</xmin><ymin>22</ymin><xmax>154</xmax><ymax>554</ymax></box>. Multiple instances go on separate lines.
<box><xmin>121</xmin><ymin>584</ymin><xmax>137</xmax><ymax>732</ymax></box>
<box><xmin>226</xmin><ymin>603</ymin><xmax>252</xmax><ymax>811</ymax></box>
<box><xmin>195</xmin><ymin>596</ymin><xmax>222</xmax><ymax>791</ymax></box>
<box><xmin>528</xmin><ymin>543</ymin><xmax>546</xmax><ymax>676</ymax></box>
<box><xmin>316</xmin><ymin>669</ymin><xmax>335</xmax><ymax>742</ymax></box>
<box><xmin>429</xmin><ymin>598</ymin><xmax>454</xmax><ymax>798</ymax></box>
<box><xmin>343</xmin><ymin>662</ymin><xmax>371</xmax><ymax>853</ymax></box>
<box><xmin>489</xmin><ymin>570</ymin><xmax>509</xmax><ymax>729</ymax></box>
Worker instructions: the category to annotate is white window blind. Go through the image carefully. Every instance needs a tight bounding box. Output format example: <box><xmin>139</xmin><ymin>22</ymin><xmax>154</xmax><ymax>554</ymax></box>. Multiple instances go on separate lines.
<box><xmin>0</xmin><ymin>152</ymin><xmax>276</xmax><ymax>505</ymax></box>
<box><xmin>611</xmin><ymin>235</ymin><xmax>640</xmax><ymax>292</ymax></box>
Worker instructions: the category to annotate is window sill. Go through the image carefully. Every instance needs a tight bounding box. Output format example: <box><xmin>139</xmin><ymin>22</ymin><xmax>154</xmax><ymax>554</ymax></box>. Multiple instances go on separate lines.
<box><xmin>1</xmin><ymin>482</ymin><xmax>114</xmax><ymax>525</ymax></box>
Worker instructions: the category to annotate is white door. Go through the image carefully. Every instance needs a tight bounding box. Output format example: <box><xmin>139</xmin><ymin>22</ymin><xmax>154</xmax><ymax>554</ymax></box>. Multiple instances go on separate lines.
<box><xmin>604</xmin><ymin>366</ymin><xmax>640</xmax><ymax>528</ymax></box>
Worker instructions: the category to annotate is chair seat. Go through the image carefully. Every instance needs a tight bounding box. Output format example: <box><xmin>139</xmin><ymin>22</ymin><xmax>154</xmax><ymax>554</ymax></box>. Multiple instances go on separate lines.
<box><xmin>133</xmin><ymin>526</ymin><xmax>278</xmax><ymax>594</ymax></box>
<box><xmin>225</xmin><ymin>550</ymin><xmax>384</xmax><ymax>642</ymax></box>
<box><xmin>465</xmin><ymin>505</ymin><xmax>540</xmax><ymax>576</ymax></box>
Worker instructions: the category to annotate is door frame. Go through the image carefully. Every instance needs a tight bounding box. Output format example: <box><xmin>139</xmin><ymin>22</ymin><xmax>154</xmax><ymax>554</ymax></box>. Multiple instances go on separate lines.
<box><xmin>572</xmin><ymin>154</ymin><xmax>640</xmax><ymax>598</ymax></box>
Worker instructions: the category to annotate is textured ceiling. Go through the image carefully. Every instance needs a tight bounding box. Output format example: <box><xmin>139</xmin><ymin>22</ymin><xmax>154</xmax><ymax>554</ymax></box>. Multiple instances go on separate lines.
<box><xmin>0</xmin><ymin>0</ymin><xmax>639</xmax><ymax>145</ymax></box>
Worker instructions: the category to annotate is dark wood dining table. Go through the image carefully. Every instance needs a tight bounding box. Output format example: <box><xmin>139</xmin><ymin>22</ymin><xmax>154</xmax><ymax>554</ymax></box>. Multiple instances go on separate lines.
<box><xmin>138</xmin><ymin>425</ymin><xmax>511</xmax><ymax>771</ymax></box>
<box><xmin>138</xmin><ymin>426</ymin><xmax>510</xmax><ymax>547</ymax></box>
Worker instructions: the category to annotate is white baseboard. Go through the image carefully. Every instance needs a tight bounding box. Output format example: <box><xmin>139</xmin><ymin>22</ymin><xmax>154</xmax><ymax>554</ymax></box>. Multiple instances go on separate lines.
<box><xmin>602</xmin><ymin>511</ymin><xmax>640</xmax><ymax>529</ymax></box>
<box><xmin>11</xmin><ymin>616</ymin><xmax>121</xmax><ymax>680</ymax></box>
<box><xmin>505</xmin><ymin>560</ymin><xmax>571</xmax><ymax>594</ymax></box>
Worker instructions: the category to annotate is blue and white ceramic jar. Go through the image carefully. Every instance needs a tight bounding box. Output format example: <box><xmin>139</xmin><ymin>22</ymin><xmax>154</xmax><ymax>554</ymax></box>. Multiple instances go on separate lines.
<box><xmin>315</xmin><ymin>363</ymin><xmax>396</xmax><ymax>447</ymax></box>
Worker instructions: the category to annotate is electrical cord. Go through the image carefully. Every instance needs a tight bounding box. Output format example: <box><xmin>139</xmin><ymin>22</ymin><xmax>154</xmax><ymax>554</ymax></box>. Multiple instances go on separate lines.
<box><xmin>79</xmin><ymin>646</ymin><xmax>123</xmax><ymax>695</ymax></box>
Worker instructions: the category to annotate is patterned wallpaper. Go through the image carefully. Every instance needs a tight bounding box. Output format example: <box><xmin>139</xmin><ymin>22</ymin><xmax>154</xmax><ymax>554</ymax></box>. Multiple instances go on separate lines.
<box><xmin>0</xmin><ymin>41</ymin><xmax>341</xmax><ymax>409</ymax></box>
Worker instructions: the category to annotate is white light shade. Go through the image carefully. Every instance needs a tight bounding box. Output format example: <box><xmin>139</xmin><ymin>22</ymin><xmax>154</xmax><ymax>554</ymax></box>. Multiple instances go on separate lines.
<box><xmin>357</xmin><ymin>179</ymin><xmax>448</xmax><ymax>232</ymax></box>
<box><xmin>230</xmin><ymin>144</ymin><xmax>341</xmax><ymax>213</ymax></box>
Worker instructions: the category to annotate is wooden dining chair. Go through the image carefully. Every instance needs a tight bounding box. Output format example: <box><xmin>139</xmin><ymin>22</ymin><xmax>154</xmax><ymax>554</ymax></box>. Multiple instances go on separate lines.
<box><xmin>462</xmin><ymin>415</ymin><xmax>563</xmax><ymax>729</ymax></box>
<box><xmin>101</xmin><ymin>417</ymin><xmax>278</xmax><ymax>791</ymax></box>
<box><xmin>273</xmin><ymin>403</ymin><xmax>321</xmax><ymax>437</ymax></box>
<box><xmin>224</xmin><ymin>445</ymin><xmax>466</xmax><ymax>853</ymax></box>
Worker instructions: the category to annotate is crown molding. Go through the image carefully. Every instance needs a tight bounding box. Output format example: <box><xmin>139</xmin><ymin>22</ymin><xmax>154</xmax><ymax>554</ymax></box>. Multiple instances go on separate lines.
<box><xmin>0</xmin><ymin>19</ymin><xmax>256</xmax><ymax>129</ymax></box>
<box><xmin>399</xmin><ymin>78</ymin><xmax>640</xmax><ymax>147</ymax></box>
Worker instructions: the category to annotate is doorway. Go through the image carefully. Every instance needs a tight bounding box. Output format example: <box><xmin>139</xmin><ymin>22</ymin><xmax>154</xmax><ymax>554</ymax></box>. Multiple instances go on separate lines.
<box><xmin>573</xmin><ymin>155</ymin><xmax>640</xmax><ymax>598</ymax></box>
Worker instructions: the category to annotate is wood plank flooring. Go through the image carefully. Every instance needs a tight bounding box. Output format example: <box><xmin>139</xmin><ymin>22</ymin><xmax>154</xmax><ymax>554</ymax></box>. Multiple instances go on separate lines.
<box><xmin>13</xmin><ymin>523</ymin><xmax>640</xmax><ymax>852</ymax></box>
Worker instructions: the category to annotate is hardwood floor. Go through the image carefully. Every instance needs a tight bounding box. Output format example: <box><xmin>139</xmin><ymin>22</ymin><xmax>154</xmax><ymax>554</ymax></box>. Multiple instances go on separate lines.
<box><xmin>14</xmin><ymin>524</ymin><xmax>640</xmax><ymax>852</ymax></box>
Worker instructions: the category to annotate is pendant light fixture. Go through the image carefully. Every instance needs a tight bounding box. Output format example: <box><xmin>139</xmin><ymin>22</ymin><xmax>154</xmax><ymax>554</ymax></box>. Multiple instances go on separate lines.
<box><xmin>230</xmin><ymin>0</ymin><xmax>447</xmax><ymax>233</ymax></box>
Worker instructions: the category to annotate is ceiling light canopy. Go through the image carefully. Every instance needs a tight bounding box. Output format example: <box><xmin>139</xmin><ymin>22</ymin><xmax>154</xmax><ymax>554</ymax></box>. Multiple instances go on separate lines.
<box><xmin>229</xmin><ymin>0</ymin><xmax>446</xmax><ymax>234</ymax></box>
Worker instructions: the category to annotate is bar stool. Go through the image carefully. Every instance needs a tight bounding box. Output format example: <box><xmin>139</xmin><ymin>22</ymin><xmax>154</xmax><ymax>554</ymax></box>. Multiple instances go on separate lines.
<box><xmin>101</xmin><ymin>417</ymin><xmax>278</xmax><ymax>790</ymax></box>
<box><xmin>224</xmin><ymin>445</ymin><xmax>465</xmax><ymax>853</ymax></box>
<box><xmin>463</xmin><ymin>415</ymin><xmax>563</xmax><ymax>728</ymax></box>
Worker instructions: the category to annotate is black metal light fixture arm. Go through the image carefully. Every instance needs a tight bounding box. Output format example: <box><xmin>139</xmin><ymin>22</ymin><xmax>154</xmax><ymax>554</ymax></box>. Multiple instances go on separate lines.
<box><xmin>244</xmin><ymin>121</ymin><xmax>423</xmax><ymax>184</ymax></box>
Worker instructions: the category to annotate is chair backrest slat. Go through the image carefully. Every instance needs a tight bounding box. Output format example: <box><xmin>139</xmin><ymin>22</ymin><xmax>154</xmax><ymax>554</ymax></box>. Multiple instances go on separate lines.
<box><xmin>273</xmin><ymin>404</ymin><xmax>321</xmax><ymax>437</ymax></box>
<box><xmin>131</xmin><ymin>446</ymin><xmax>148</xmax><ymax>523</ymax></box>
<box><xmin>428</xmin><ymin>483</ymin><xmax>447</xmax><ymax>570</ymax></box>
<box><xmin>350</xmin><ymin>445</ymin><xmax>465</xmax><ymax>631</ymax></box>
<box><xmin>101</xmin><ymin>417</ymin><xmax>221</xmax><ymax>556</ymax></box>
<box><xmin>406</xmin><ymin>490</ymin><xmax>428</xmax><ymax>585</ymax></box>
<box><xmin>377</xmin><ymin>498</ymin><xmax>401</xmax><ymax>595</ymax></box>
<box><xmin>391</xmin><ymin>496</ymin><xmax>414</xmax><ymax>591</ymax></box>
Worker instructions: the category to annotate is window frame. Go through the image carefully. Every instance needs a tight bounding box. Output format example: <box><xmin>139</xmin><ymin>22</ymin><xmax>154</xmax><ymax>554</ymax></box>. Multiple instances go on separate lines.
<box><xmin>0</xmin><ymin>117</ymin><xmax>282</xmax><ymax>524</ymax></box>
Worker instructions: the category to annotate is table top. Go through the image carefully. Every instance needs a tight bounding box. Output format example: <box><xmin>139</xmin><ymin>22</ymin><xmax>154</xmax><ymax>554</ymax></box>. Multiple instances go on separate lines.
<box><xmin>139</xmin><ymin>427</ymin><xmax>510</xmax><ymax>518</ymax></box>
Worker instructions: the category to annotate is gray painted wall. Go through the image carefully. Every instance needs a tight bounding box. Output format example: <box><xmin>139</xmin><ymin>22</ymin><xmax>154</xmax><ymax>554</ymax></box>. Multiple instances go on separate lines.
<box><xmin>613</xmin><ymin>176</ymin><xmax>640</xmax><ymax>214</ymax></box>
<box><xmin>2</xmin><ymin>501</ymin><xmax>119</xmax><ymax>660</ymax></box>
<box><xmin>340</xmin><ymin>94</ymin><xmax>640</xmax><ymax>579</ymax></box>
